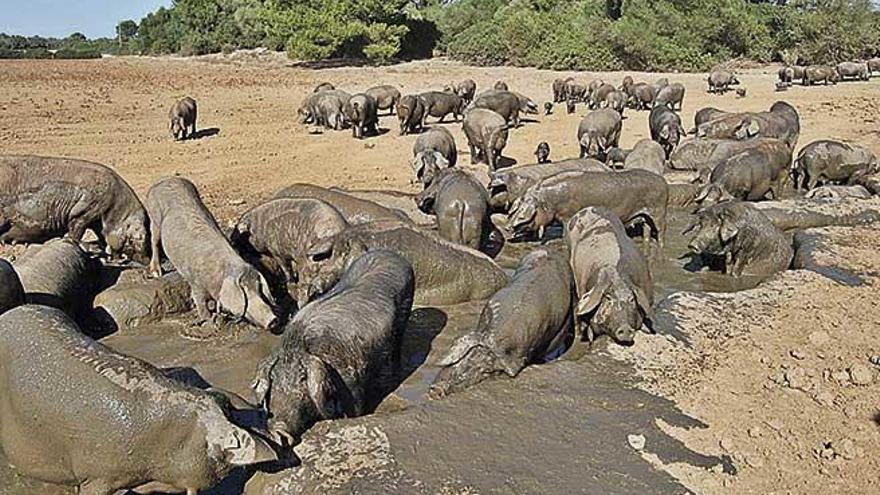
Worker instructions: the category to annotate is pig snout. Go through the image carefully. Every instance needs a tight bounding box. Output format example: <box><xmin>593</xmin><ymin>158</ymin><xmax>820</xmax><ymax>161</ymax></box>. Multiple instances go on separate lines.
<box><xmin>248</xmin><ymin>299</ymin><xmax>279</xmax><ymax>331</ymax></box>
<box><xmin>613</xmin><ymin>326</ymin><xmax>636</xmax><ymax>345</ymax></box>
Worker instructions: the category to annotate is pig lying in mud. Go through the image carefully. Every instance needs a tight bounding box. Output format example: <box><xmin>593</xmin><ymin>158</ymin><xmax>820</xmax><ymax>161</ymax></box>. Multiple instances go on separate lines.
<box><xmin>805</xmin><ymin>185</ymin><xmax>872</xmax><ymax>200</ymax></box>
<box><xmin>307</xmin><ymin>221</ymin><xmax>508</xmax><ymax>306</ymax></box>
<box><xmin>147</xmin><ymin>177</ymin><xmax>279</xmax><ymax>331</ymax></box>
<box><xmin>0</xmin><ymin>305</ymin><xmax>277</xmax><ymax>495</ymax></box>
<box><xmin>14</xmin><ymin>238</ymin><xmax>94</xmax><ymax>316</ymax></box>
<box><xmin>670</xmin><ymin>137</ymin><xmax>785</xmax><ymax>172</ymax></box>
<box><xmin>416</xmin><ymin>168</ymin><xmax>491</xmax><ymax>251</ymax></box>
<box><xmin>792</xmin><ymin>140</ymin><xmax>876</xmax><ymax>191</ymax></box>
<box><xmin>487</xmin><ymin>158</ymin><xmax>609</xmax><ymax>212</ymax></box>
<box><xmin>623</xmin><ymin>139</ymin><xmax>666</xmax><ymax>175</ymax></box>
<box><xmin>231</xmin><ymin>198</ymin><xmax>350</xmax><ymax>307</ymax></box>
<box><xmin>0</xmin><ymin>155</ymin><xmax>150</xmax><ymax>262</ymax></box>
<box><xmin>685</xmin><ymin>201</ymin><xmax>793</xmax><ymax>277</ymax></box>
<box><xmin>274</xmin><ymin>183</ymin><xmax>412</xmax><ymax>225</ymax></box>
<box><xmin>696</xmin><ymin>101</ymin><xmax>800</xmax><ymax>149</ymax></box>
<box><xmin>430</xmin><ymin>248</ymin><xmax>574</xmax><ymax>397</ymax></box>
<box><xmin>695</xmin><ymin>140</ymin><xmax>793</xmax><ymax>205</ymax></box>
<box><xmin>0</xmin><ymin>260</ymin><xmax>24</xmax><ymax>315</ymax></box>
<box><xmin>567</xmin><ymin>207</ymin><xmax>654</xmax><ymax>345</ymax></box>
<box><xmin>508</xmin><ymin>169</ymin><xmax>669</xmax><ymax>245</ymax></box>
<box><xmin>252</xmin><ymin>250</ymin><xmax>414</xmax><ymax>442</ymax></box>
<box><xmin>412</xmin><ymin>126</ymin><xmax>457</xmax><ymax>187</ymax></box>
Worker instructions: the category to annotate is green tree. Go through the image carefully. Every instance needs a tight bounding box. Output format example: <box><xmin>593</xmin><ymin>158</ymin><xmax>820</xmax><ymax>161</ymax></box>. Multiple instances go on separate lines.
<box><xmin>117</xmin><ymin>20</ymin><xmax>139</xmax><ymax>41</ymax></box>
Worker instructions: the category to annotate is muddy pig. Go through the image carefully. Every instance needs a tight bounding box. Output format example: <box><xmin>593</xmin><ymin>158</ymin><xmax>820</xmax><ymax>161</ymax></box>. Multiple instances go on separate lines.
<box><xmin>419</xmin><ymin>91</ymin><xmax>465</xmax><ymax>123</ymax></box>
<box><xmin>0</xmin><ymin>155</ymin><xmax>149</xmax><ymax>262</ymax></box>
<box><xmin>692</xmin><ymin>107</ymin><xmax>730</xmax><ymax>131</ymax></box>
<box><xmin>567</xmin><ymin>207</ymin><xmax>654</xmax><ymax>344</ymax></box>
<box><xmin>697</xmin><ymin>101</ymin><xmax>800</xmax><ymax>149</ymax></box>
<box><xmin>365</xmin><ymin>84</ymin><xmax>401</xmax><ymax>115</ymax></box>
<box><xmin>803</xmin><ymin>65</ymin><xmax>840</xmax><ymax>85</ymax></box>
<box><xmin>231</xmin><ymin>198</ymin><xmax>350</xmax><ymax>307</ymax></box>
<box><xmin>578</xmin><ymin>108</ymin><xmax>622</xmax><ymax>160</ymax></box>
<box><xmin>14</xmin><ymin>238</ymin><xmax>93</xmax><ymax>317</ymax></box>
<box><xmin>654</xmin><ymin>82</ymin><xmax>686</xmax><ymax>111</ymax></box>
<box><xmin>275</xmin><ymin>183</ymin><xmax>411</xmax><ymax>225</ymax></box>
<box><xmin>343</xmin><ymin>93</ymin><xmax>379</xmax><ymax>139</ymax></box>
<box><xmin>463</xmin><ymin>108</ymin><xmax>510</xmax><ymax>171</ymax></box>
<box><xmin>509</xmin><ymin>169</ymin><xmax>668</xmax><ymax>245</ymax></box>
<box><xmin>695</xmin><ymin>140</ymin><xmax>793</xmax><ymax>205</ymax></box>
<box><xmin>455</xmin><ymin>79</ymin><xmax>477</xmax><ymax>105</ymax></box>
<box><xmin>649</xmin><ymin>105</ymin><xmax>685</xmax><ymax>159</ymax></box>
<box><xmin>535</xmin><ymin>142</ymin><xmax>551</xmax><ymax>164</ymax></box>
<box><xmin>0</xmin><ymin>304</ymin><xmax>277</xmax><ymax>494</ymax></box>
<box><xmin>487</xmin><ymin>158</ymin><xmax>609</xmax><ymax>212</ymax></box>
<box><xmin>312</xmin><ymin>221</ymin><xmax>508</xmax><ymax>306</ymax></box>
<box><xmin>0</xmin><ymin>259</ymin><xmax>23</xmax><ymax>315</ymax></box>
<box><xmin>416</xmin><ymin>168</ymin><xmax>491</xmax><ymax>251</ymax></box>
<box><xmin>397</xmin><ymin>94</ymin><xmax>426</xmax><ymax>135</ymax></box>
<box><xmin>685</xmin><ymin>201</ymin><xmax>793</xmax><ymax>277</ymax></box>
<box><xmin>252</xmin><ymin>250</ymin><xmax>413</xmax><ymax>442</ymax></box>
<box><xmin>146</xmin><ymin>177</ymin><xmax>278</xmax><ymax>331</ymax></box>
<box><xmin>707</xmin><ymin>70</ymin><xmax>739</xmax><ymax>93</ymax></box>
<box><xmin>792</xmin><ymin>140</ymin><xmax>876</xmax><ymax>190</ymax></box>
<box><xmin>626</xmin><ymin>83</ymin><xmax>656</xmax><ymax>110</ymax></box>
<box><xmin>624</xmin><ymin>139</ymin><xmax>666</xmax><ymax>176</ymax></box>
<box><xmin>170</xmin><ymin>96</ymin><xmax>197</xmax><ymax>141</ymax></box>
<box><xmin>412</xmin><ymin>126</ymin><xmax>457</xmax><ymax>187</ymax></box>
<box><xmin>430</xmin><ymin>248</ymin><xmax>574</xmax><ymax>397</ymax></box>
<box><xmin>472</xmin><ymin>90</ymin><xmax>522</xmax><ymax>126</ymax></box>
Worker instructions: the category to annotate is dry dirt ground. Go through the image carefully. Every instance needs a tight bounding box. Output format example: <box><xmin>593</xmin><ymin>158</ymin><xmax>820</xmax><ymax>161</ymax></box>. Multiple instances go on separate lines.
<box><xmin>1</xmin><ymin>55</ymin><xmax>879</xmax><ymax>494</ymax></box>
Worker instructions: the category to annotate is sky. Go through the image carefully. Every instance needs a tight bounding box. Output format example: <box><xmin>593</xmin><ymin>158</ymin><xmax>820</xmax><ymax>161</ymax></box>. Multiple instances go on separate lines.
<box><xmin>0</xmin><ymin>0</ymin><xmax>171</xmax><ymax>39</ymax></box>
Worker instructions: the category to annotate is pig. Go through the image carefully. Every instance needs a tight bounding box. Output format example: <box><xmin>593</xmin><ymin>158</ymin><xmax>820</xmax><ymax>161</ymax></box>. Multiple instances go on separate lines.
<box><xmin>513</xmin><ymin>92</ymin><xmax>539</xmax><ymax>115</ymax></box>
<box><xmin>792</xmin><ymin>140</ymin><xmax>876</xmax><ymax>190</ymax></box>
<box><xmin>626</xmin><ymin>83</ymin><xmax>656</xmax><ymax>110</ymax></box>
<box><xmin>299</xmin><ymin>89</ymin><xmax>350</xmax><ymax>130</ymax></box>
<box><xmin>803</xmin><ymin>65</ymin><xmax>840</xmax><ymax>85</ymax></box>
<box><xmin>552</xmin><ymin>78</ymin><xmax>570</xmax><ymax>102</ymax></box>
<box><xmin>695</xmin><ymin>140</ymin><xmax>793</xmax><ymax>205</ymax></box>
<box><xmin>364</xmin><ymin>84</ymin><xmax>401</xmax><ymax>115</ymax></box>
<box><xmin>0</xmin><ymin>259</ymin><xmax>24</xmax><ymax>315</ymax></box>
<box><xmin>837</xmin><ymin>62</ymin><xmax>869</xmax><ymax>82</ymax></box>
<box><xmin>415</xmin><ymin>168</ymin><xmax>491</xmax><ymax>251</ymax></box>
<box><xmin>455</xmin><ymin>79</ymin><xmax>477</xmax><ymax>105</ymax></box>
<box><xmin>566</xmin><ymin>80</ymin><xmax>588</xmax><ymax>102</ymax></box>
<box><xmin>670</xmin><ymin>137</ymin><xmax>783</xmax><ymax>172</ymax></box>
<box><xmin>567</xmin><ymin>207</ymin><xmax>654</xmax><ymax>344</ymax></box>
<box><xmin>566</xmin><ymin>98</ymin><xmax>577</xmax><ymax>114</ymax></box>
<box><xmin>252</xmin><ymin>250</ymin><xmax>413</xmax><ymax>442</ymax></box>
<box><xmin>578</xmin><ymin>108</ymin><xmax>622</xmax><ymax>160</ymax></box>
<box><xmin>310</xmin><ymin>221</ymin><xmax>508</xmax><ymax>306</ymax></box>
<box><xmin>146</xmin><ymin>177</ymin><xmax>278</xmax><ymax>331</ymax></box>
<box><xmin>472</xmin><ymin>90</ymin><xmax>522</xmax><ymax>126</ymax></box>
<box><xmin>777</xmin><ymin>66</ymin><xmax>805</xmax><ymax>86</ymax></box>
<box><xmin>652</xmin><ymin>77</ymin><xmax>670</xmax><ymax>94</ymax></box>
<box><xmin>685</xmin><ymin>201</ymin><xmax>793</xmax><ymax>277</ymax></box>
<box><xmin>620</xmin><ymin>75</ymin><xmax>634</xmax><ymax>93</ymax></box>
<box><xmin>805</xmin><ymin>185</ymin><xmax>872</xmax><ymax>200</ymax></box>
<box><xmin>0</xmin><ymin>304</ymin><xmax>277</xmax><ymax>495</ymax></box>
<box><xmin>494</xmin><ymin>81</ymin><xmax>509</xmax><ymax>91</ymax></box>
<box><xmin>462</xmin><ymin>108</ymin><xmax>510</xmax><ymax>171</ymax></box>
<box><xmin>692</xmin><ymin>107</ymin><xmax>730</xmax><ymax>131</ymax></box>
<box><xmin>604</xmin><ymin>147</ymin><xmax>631</xmax><ymax>168</ymax></box>
<box><xmin>707</xmin><ymin>69</ymin><xmax>739</xmax><ymax>93</ymax></box>
<box><xmin>274</xmin><ymin>184</ymin><xmax>412</xmax><ymax>225</ymax></box>
<box><xmin>430</xmin><ymin>248</ymin><xmax>574</xmax><ymax>397</ymax></box>
<box><xmin>487</xmin><ymin>158</ymin><xmax>609</xmax><ymax>211</ymax></box>
<box><xmin>412</xmin><ymin>126</ymin><xmax>458</xmax><ymax>187</ymax></box>
<box><xmin>591</xmin><ymin>83</ymin><xmax>616</xmax><ymax>109</ymax></box>
<box><xmin>169</xmin><ymin>96</ymin><xmax>197</xmax><ymax>141</ymax></box>
<box><xmin>419</xmin><ymin>91</ymin><xmax>465</xmax><ymax>123</ymax></box>
<box><xmin>544</xmin><ymin>102</ymin><xmax>553</xmax><ymax>115</ymax></box>
<box><xmin>509</xmin><ymin>169</ymin><xmax>669</xmax><ymax>245</ymax></box>
<box><xmin>14</xmin><ymin>238</ymin><xmax>93</xmax><ymax>316</ymax></box>
<box><xmin>397</xmin><ymin>94</ymin><xmax>426</xmax><ymax>135</ymax></box>
<box><xmin>624</xmin><ymin>139</ymin><xmax>666</xmax><ymax>176</ymax></box>
<box><xmin>603</xmin><ymin>90</ymin><xmax>628</xmax><ymax>116</ymax></box>
<box><xmin>231</xmin><ymin>198</ymin><xmax>350</xmax><ymax>306</ymax></box>
<box><xmin>654</xmin><ymin>82</ymin><xmax>685</xmax><ymax>111</ymax></box>
<box><xmin>696</xmin><ymin>101</ymin><xmax>800</xmax><ymax>149</ymax></box>
<box><xmin>343</xmin><ymin>93</ymin><xmax>379</xmax><ymax>139</ymax></box>
<box><xmin>313</xmin><ymin>82</ymin><xmax>335</xmax><ymax>92</ymax></box>
<box><xmin>868</xmin><ymin>58</ymin><xmax>880</xmax><ymax>76</ymax></box>
<box><xmin>649</xmin><ymin>104</ymin><xmax>686</xmax><ymax>159</ymax></box>
<box><xmin>736</xmin><ymin>88</ymin><xmax>747</xmax><ymax>98</ymax></box>
<box><xmin>0</xmin><ymin>155</ymin><xmax>149</xmax><ymax>262</ymax></box>
<box><xmin>535</xmin><ymin>142</ymin><xmax>551</xmax><ymax>164</ymax></box>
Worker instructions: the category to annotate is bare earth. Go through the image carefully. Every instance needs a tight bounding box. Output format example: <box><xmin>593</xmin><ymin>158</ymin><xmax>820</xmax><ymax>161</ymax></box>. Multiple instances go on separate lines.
<box><xmin>1</xmin><ymin>55</ymin><xmax>879</xmax><ymax>494</ymax></box>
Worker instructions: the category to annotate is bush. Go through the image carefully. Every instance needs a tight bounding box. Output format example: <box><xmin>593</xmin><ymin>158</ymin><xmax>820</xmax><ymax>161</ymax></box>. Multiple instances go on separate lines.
<box><xmin>0</xmin><ymin>48</ymin><xmax>22</xmax><ymax>59</ymax></box>
<box><xmin>54</xmin><ymin>48</ymin><xmax>102</xmax><ymax>59</ymax></box>
<box><xmin>447</xmin><ymin>21</ymin><xmax>508</xmax><ymax>66</ymax></box>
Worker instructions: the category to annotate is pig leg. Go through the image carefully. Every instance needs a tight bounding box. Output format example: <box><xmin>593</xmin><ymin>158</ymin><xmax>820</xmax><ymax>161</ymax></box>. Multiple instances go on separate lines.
<box><xmin>469</xmin><ymin>143</ymin><xmax>478</xmax><ymax>164</ymax></box>
<box><xmin>148</xmin><ymin>218</ymin><xmax>163</xmax><ymax>278</ymax></box>
<box><xmin>191</xmin><ymin>286</ymin><xmax>214</xmax><ymax>324</ymax></box>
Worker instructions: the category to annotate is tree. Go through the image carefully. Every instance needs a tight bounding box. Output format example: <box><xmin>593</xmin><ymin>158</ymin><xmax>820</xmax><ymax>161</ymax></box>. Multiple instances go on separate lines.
<box><xmin>117</xmin><ymin>20</ymin><xmax>139</xmax><ymax>42</ymax></box>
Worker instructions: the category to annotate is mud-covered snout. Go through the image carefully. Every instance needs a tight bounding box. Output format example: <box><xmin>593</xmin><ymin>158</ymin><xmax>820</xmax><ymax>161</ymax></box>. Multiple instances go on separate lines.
<box><xmin>219</xmin><ymin>267</ymin><xmax>279</xmax><ymax>331</ymax></box>
<box><xmin>612</xmin><ymin>326</ymin><xmax>636</xmax><ymax>345</ymax></box>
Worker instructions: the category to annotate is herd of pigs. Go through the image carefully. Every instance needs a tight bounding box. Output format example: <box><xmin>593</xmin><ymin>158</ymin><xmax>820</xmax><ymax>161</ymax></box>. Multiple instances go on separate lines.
<box><xmin>0</xmin><ymin>61</ymin><xmax>879</xmax><ymax>494</ymax></box>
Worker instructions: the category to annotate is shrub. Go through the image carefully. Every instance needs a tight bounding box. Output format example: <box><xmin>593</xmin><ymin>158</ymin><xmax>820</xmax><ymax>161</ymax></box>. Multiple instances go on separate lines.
<box><xmin>53</xmin><ymin>48</ymin><xmax>101</xmax><ymax>59</ymax></box>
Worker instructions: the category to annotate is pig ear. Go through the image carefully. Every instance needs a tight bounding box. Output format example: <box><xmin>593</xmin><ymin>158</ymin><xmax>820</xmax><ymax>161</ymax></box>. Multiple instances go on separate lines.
<box><xmin>305</xmin><ymin>354</ymin><xmax>351</xmax><ymax>419</ymax></box>
<box><xmin>633</xmin><ymin>287</ymin><xmax>654</xmax><ymax>321</ymax></box>
<box><xmin>220</xmin><ymin>271</ymin><xmax>248</xmax><ymax>318</ymax></box>
<box><xmin>437</xmin><ymin>334</ymin><xmax>483</xmax><ymax>367</ymax></box>
<box><xmin>577</xmin><ymin>269</ymin><xmax>612</xmax><ymax>316</ymax></box>
<box><xmin>251</xmin><ymin>356</ymin><xmax>276</xmax><ymax>407</ymax></box>
<box><xmin>226</xmin><ymin>427</ymin><xmax>279</xmax><ymax>466</ymax></box>
<box><xmin>719</xmin><ymin>212</ymin><xmax>739</xmax><ymax>243</ymax></box>
<box><xmin>694</xmin><ymin>185</ymin><xmax>711</xmax><ymax>203</ymax></box>
<box><xmin>433</xmin><ymin>151</ymin><xmax>450</xmax><ymax>168</ymax></box>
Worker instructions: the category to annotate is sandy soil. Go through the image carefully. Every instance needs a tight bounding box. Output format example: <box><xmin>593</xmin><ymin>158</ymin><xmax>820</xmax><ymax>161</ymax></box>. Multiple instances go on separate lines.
<box><xmin>1</xmin><ymin>55</ymin><xmax>879</xmax><ymax>494</ymax></box>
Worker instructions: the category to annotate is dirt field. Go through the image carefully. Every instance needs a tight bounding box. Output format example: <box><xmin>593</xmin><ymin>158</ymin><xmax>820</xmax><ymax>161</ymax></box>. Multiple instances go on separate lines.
<box><xmin>1</xmin><ymin>55</ymin><xmax>879</xmax><ymax>494</ymax></box>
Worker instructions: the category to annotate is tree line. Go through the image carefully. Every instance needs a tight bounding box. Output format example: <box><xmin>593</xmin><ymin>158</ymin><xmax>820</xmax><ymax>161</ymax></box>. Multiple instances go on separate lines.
<box><xmin>3</xmin><ymin>0</ymin><xmax>878</xmax><ymax>70</ymax></box>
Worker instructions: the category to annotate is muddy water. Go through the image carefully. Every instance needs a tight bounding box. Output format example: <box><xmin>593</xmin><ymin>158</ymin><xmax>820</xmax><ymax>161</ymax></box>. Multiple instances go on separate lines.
<box><xmin>0</xmin><ymin>206</ymin><xmax>744</xmax><ymax>494</ymax></box>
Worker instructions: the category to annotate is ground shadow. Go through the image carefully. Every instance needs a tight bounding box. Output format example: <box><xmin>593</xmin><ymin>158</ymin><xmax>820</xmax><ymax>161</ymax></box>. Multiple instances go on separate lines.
<box><xmin>289</xmin><ymin>58</ymin><xmax>373</xmax><ymax>70</ymax></box>
<box><xmin>496</xmin><ymin>156</ymin><xmax>517</xmax><ymax>169</ymax></box>
<box><xmin>189</xmin><ymin>127</ymin><xmax>220</xmax><ymax>140</ymax></box>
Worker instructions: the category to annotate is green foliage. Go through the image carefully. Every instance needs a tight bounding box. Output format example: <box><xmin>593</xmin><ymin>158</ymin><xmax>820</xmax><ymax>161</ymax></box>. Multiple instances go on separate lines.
<box><xmin>53</xmin><ymin>48</ymin><xmax>102</xmax><ymax>59</ymax></box>
<box><xmin>116</xmin><ymin>20</ymin><xmax>139</xmax><ymax>41</ymax></box>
